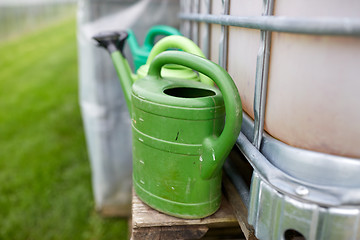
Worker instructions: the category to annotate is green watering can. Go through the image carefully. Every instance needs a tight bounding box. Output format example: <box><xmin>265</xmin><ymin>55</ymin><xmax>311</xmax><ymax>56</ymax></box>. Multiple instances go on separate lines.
<box><xmin>114</xmin><ymin>31</ymin><xmax>213</xmax><ymax>86</ymax></box>
<box><xmin>127</xmin><ymin>25</ymin><xmax>181</xmax><ymax>71</ymax></box>
<box><xmin>93</xmin><ymin>31</ymin><xmax>242</xmax><ymax>219</ymax></box>
<box><xmin>136</xmin><ymin>35</ymin><xmax>213</xmax><ymax>86</ymax></box>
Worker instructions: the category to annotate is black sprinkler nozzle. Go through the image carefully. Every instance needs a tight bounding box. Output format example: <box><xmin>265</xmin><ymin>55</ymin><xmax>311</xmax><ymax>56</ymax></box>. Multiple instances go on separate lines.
<box><xmin>92</xmin><ymin>31</ymin><xmax>128</xmax><ymax>54</ymax></box>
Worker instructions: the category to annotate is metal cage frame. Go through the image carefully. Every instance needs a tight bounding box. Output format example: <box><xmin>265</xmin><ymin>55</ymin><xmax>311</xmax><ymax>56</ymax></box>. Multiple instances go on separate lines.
<box><xmin>179</xmin><ymin>0</ymin><xmax>360</xmax><ymax>239</ymax></box>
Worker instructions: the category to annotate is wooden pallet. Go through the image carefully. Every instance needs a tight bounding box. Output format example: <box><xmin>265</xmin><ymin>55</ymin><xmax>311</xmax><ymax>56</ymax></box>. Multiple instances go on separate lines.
<box><xmin>131</xmin><ymin>191</ymin><xmax>245</xmax><ymax>240</ymax></box>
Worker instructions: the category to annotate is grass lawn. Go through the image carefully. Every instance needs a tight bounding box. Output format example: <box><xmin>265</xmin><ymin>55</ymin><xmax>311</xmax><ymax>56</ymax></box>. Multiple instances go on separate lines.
<box><xmin>0</xmin><ymin>17</ymin><xmax>128</xmax><ymax>239</ymax></box>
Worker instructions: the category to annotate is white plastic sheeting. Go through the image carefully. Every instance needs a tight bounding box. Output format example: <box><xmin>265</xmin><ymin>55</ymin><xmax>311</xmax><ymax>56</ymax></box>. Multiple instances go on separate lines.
<box><xmin>77</xmin><ymin>0</ymin><xmax>180</xmax><ymax>216</ymax></box>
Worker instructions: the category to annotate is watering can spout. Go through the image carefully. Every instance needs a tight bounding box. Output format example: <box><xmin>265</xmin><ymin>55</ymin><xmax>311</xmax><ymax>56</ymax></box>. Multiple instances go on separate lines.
<box><xmin>92</xmin><ymin>31</ymin><xmax>133</xmax><ymax>114</ymax></box>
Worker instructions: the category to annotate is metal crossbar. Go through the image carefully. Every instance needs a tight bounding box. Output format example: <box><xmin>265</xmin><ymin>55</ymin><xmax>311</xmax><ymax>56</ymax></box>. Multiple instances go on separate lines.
<box><xmin>179</xmin><ymin>13</ymin><xmax>360</xmax><ymax>36</ymax></box>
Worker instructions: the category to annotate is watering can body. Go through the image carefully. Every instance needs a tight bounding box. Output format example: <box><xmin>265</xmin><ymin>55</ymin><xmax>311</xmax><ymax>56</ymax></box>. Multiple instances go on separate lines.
<box><xmin>127</xmin><ymin>25</ymin><xmax>181</xmax><ymax>71</ymax></box>
<box><xmin>132</xmin><ymin>78</ymin><xmax>225</xmax><ymax>218</ymax></box>
<box><xmin>130</xmin><ymin>52</ymin><xmax>242</xmax><ymax>218</ymax></box>
<box><xmin>93</xmin><ymin>31</ymin><xmax>242</xmax><ymax>219</ymax></box>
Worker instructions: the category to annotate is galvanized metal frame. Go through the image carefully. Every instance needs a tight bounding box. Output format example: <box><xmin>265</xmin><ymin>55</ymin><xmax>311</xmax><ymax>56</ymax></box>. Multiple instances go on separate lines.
<box><xmin>240</xmin><ymin>114</ymin><xmax>360</xmax><ymax>206</ymax></box>
<box><xmin>179</xmin><ymin>0</ymin><xmax>360</xmax><ymax>193</ymax></box>
<box><xmin>252</xmin><ymin>0</ymin><xmax>274</xmax><ymax>149</ymax></box>
<box><xmin>179</xmin><ymin>1</ymin><xmax>360</xmax><ymax>239</ymax></box>
<box><xmin>180</xmin><ymin>0</ymin><xmax>192</xmax><ymax>38</ymax></box>
<box><xmin>201</xmin><ymin>0</ymin><xmax>211</xmax><ymax>59</ymax></box>
<box><xmin>219</xmin><ymin>0</ymin><xmax>229</xmax><ymax>69</ymax></box>
<box><xmin>247</xmin><ymin>170</ymin><xmax>360</xmax><ymax>240</ymax></box>
<box><xmin>179</xmin><ymin>13</ymin><xmax>360</xmax><ymax>36</ymax></box>
<box><xmin>233</xmin><ymin>113</ymin><xmax>360</xmax><ymax>239</ymax></box>
<box><xmin>192</xmin><ymin>0</ymin><xmax>200</xmax><ymax>45</ymax></box>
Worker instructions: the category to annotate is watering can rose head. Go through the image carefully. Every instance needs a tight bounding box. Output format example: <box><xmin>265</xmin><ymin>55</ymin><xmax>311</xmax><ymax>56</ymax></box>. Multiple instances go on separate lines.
<box><xmin>92</xmin><ymin>31</ymin><xmax>128</xmax><ymax>54</ymax></box>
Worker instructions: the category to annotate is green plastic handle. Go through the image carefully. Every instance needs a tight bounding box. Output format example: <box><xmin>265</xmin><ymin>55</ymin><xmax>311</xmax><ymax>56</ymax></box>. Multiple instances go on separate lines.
<box><xmin>148</xmin><ymin>51</ymin><xmax>242</xmax><ymax>179</ymax></box>
<box><xmin>143</xmin><ymin>25</ymin><xmax>181</xmax><ymax>50</ymax></box>
<box><xmin>146</xmin><ymin>36</ymin><xmax>214</xmax><ymax>86</ymax></box>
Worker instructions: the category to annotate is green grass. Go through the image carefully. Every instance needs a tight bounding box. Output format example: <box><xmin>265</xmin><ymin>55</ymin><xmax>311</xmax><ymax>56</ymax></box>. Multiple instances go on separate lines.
<box><xmin>0</xmin><ymin>17</ymin><xmax>128</xmax><ymax>239</ymax></box>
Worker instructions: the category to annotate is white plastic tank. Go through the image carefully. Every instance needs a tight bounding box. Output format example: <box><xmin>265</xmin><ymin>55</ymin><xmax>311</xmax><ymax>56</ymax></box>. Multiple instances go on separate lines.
<box><xmin>266</xmin><ymin>0</ymin><xmax>360</xmax><ymax>158</ymax></box>
<box><xmin>199</xmin><ymin>0</ymin><xmax>360</xmax><ymax>159</ymax></box>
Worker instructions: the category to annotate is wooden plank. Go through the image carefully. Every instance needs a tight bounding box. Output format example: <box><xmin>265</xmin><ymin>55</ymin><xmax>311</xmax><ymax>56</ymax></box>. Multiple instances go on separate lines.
<box><xmin>132</xmin><ymin>192</ymin><xmax>239</xmax><ymax>229</ymax></box>
<box><xmin>96</xmin><ymin>204</ymin><xmax>131</xmax><ymax>217</ymax></box>
<box><xmin>132</xmin><ymin>225</ymin><xmax>209</xmax><ymax>240</ymax></box>
<box><xmin>131</xmin><ymin>190</ymin><xmax>244</xmax><ymax>240</ymax></box>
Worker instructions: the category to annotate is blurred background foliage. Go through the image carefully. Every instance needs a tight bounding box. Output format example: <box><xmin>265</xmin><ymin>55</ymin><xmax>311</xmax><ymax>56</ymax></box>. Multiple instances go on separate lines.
<box><xmin>0</xmin><ymin>1</ymin><xmax>128</xmax><ymax>239</ymax></box>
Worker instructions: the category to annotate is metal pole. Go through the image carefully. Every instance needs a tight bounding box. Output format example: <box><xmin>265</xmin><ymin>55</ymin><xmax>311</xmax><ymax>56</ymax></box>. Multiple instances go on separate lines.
<box><xmin>179</xmin><ymin>13</ymin><xmax>360</xmax><ymax>36</ymax></box>
<box><xmin>219</xmin><ymin>0</ymin><xmax>229</xmax><ymax>69</ymax></box>
<box><xmin>192</xmin><ymin>0</ymin><xmax>200</xmax><ymax>45</ymax></box>
<box><xmin>253</xmin><ymin>0</ymin><xmax>274</xmax><ymax>148</ymax></box>
<box><xmin>201</xmin><ymin>0</ymin><xmax>211</xmax><ymax>59</ymax></box>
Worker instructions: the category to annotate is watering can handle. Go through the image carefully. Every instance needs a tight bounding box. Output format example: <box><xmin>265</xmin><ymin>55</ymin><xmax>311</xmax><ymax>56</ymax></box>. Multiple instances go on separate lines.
<box><xmin>146</xmin><ymin>36</ymin><xmax>214</xmax><ymax>86</ymax></box>
<box><xmin>143</xmin><ymin>25</ymin><xmax>181</xmax><ymax>49</ymax></box>
<box><xmin>148</xmin><ymin>51</ymin><xmax>243</xmax><ymax>180</ymax></box>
